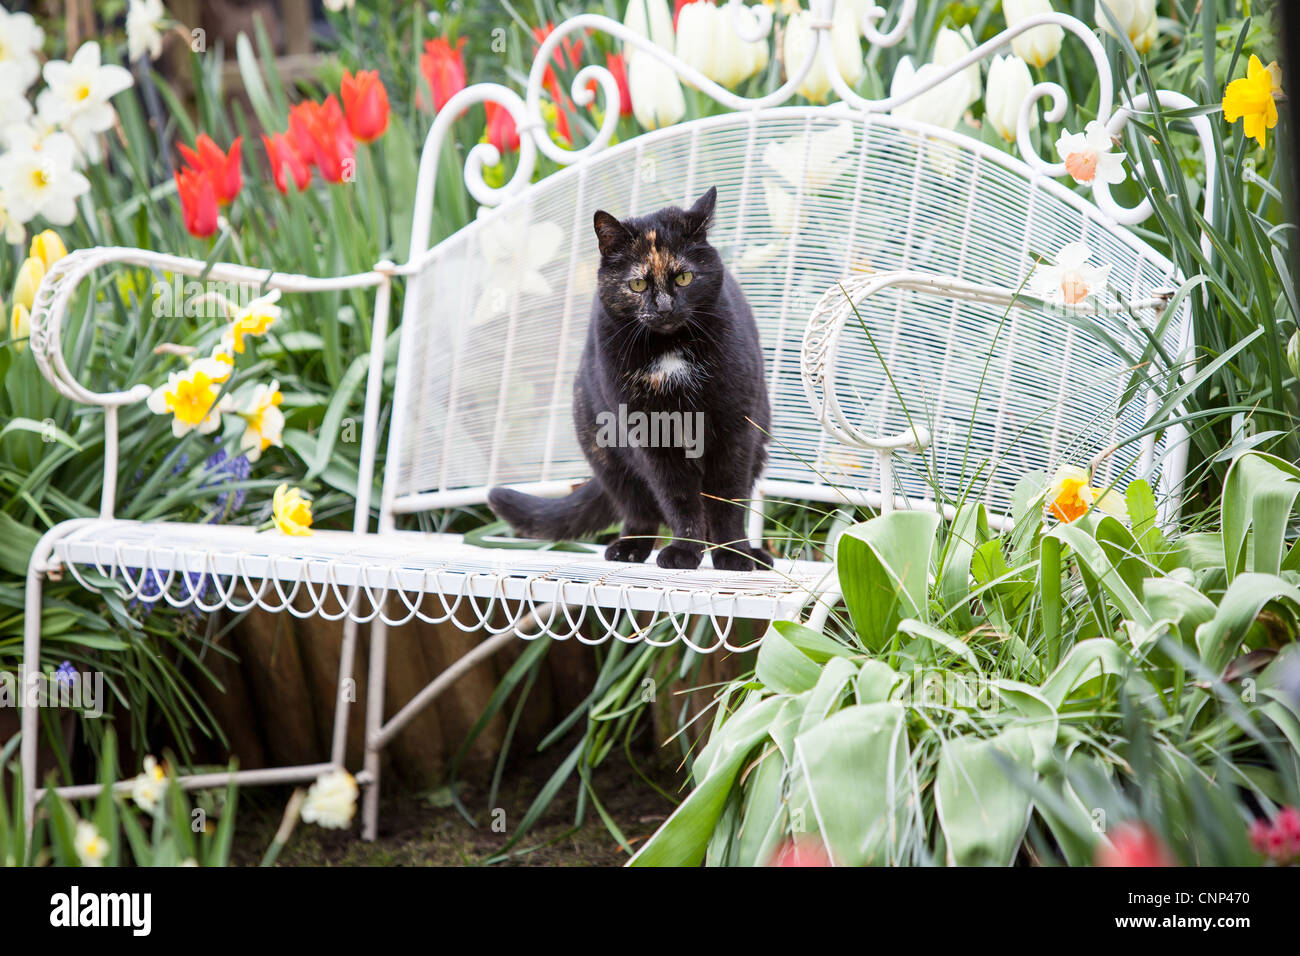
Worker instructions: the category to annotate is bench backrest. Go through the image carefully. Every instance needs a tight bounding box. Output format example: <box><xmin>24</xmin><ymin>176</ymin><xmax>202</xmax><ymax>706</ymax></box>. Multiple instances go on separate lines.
<box><xmin>381</xmin><ymin>107</ymin><xmax>1190</xmax><ymax>524</ymax></box>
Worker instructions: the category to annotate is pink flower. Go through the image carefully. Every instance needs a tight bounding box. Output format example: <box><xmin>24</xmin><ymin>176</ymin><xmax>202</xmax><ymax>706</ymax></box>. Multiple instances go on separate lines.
<box><xmin>768</xmin><ymin>839</ymin><xmax>832</xmax><ymax>867</ymax></box>
<box><xmin>1096</xmin><ymin>823</ymin><xmax>1175</xmax><ymax>867</ymax></box>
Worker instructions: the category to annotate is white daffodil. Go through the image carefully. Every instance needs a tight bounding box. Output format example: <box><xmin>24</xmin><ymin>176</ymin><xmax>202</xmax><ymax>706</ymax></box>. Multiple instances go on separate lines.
<box><xmin>984</xmin><ymin>54</ymin><xmax>1036</xmax><ymax>143</ymax></box>
<box><xmin>126</xmin><ymin>0</ymin><xmax>167</xmax><ymax>63</ymax></box>
<box><xmin>0</xmin><ymin>188</ymin><xmax>26</xmax><ymax>245</ymax></box>
<box><xmin>676</xmin><ymin>2</ymin><xmax>769</xmax><ymax>90</ymax></box>
<box><xmin>784</xmin><ymin>5</ymin><xmax>863</xmax><ymax>104</ymax></box>
<box><xmin>1003</xmin><ymin>0</ymin><xmax>1064</xmax><ymax>68</ymax></box>
<box><xmin>473</xmin><ymin>208</ymin><xmax>563</xmax><ymax>325</ymax></box>
<box><xmin>35</xmin><ymin>42</ymin><xmax>133</xmax><ymax>163</ymax></box>
<box><xmin>0</xmin><ymin>132</ymin><xmax>90</xmax><ymax>225</ymax></box>
<box><xmin>762</xmin><ymin>120</ymin><xmax>854</xmax><ymax>193</ymax></box>
<box><xmin>74</xmin><ymin>820</ymin><xmax>110</xmax><ymax>866</ymax></box>
<box><xmin>889</xmin><ymin>56</ymin><xmax>967</xmax><ymax>131</ymax></box>
<box><xmin>623</xmin><ymin>0</ymin><xmax>675</xmax><ymax>51</ymax></box>
<box><xmin>191</xmin><ymin>345</ymin><xmax>234</xmax><ymax>384</ymax></box>
<box><xmin>1055</xmin><ymin>120</ymin><xmax>1126</xmax><ymax>187</ymax></box>
<box><xmin>0</xmin><ymin>64</ymin><xmax>35</xmax><ymax>129</ymax></box>
<box><xmin>146</xmin><ymin>364</ymin><xmax>231</xmax><ymax>438</ymax></box>
<box><xmin>237</xmin><ymin>379</ymin><xmax>285</xmax><ymax>462</ymax></box>
<box><xmin>323</xmin><ymin>0</ymin><xmax>356</xmax><ymax>10</ymax></box>
<box><xmin>300</xmin><ymin>769</ymin><xmax>359</xmax><ymax>829</ymax></box>
<box><xmin>0</xmin><ymin>8</ymin><xmax>45</xmax><ymax>90</ymax></box>
<box><xmin>1095</xmin><ymin>0</ymin><xmax>1158</xmax><ymax>54</ymax></box>
<box><xmin>1030</xmin><ymin>241</ymin><xmax>1111</xmax><ymax>306</ymax></box>
<box><xmin>931</xmin><ymin>26</ymin><xmax>981</xmax><ymax>109</ymax></box>
<box><xmin>130</xmin><ymin>755</ymin><xmax>168</xmax><ymax>813</ymax></box>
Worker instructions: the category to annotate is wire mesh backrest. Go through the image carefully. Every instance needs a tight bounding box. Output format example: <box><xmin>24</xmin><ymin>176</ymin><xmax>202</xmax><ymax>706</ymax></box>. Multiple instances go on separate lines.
<box><xmin>388</xmin><ymin>108</ymin><xmax>1185</xmax><ymax>519</ymax></box>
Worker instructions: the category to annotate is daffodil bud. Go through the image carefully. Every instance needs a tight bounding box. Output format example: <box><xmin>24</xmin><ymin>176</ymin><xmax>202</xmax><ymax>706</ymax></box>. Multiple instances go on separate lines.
<box><xmin>1288</xmin><ymin>329</ymin><xmax>1300</xmax><ymax>381</ymax></box>
<box><xmin>985</xmin><ymin>54</ymin><xmax>1035</xmax><ymax>143</ymax></box>
<box><xmin>1003</xmin><ymin>0</ymin><xmax>1064</xmax><ymax>68</ymax></box>
<box><xmin>10</xmin><ymin>302</ymin><xmax>30</xmax><ymax>352</ymax></box>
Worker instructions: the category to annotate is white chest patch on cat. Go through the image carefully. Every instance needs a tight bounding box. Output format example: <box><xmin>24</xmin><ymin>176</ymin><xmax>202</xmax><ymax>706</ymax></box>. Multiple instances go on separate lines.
<box><xmin>642</xmin><ymin>351</ymin><xmax>695</xmax><ymax>391</ymax></box>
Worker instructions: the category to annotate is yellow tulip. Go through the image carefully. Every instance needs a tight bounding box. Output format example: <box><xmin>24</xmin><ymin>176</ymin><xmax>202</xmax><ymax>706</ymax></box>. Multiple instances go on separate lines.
<box><xmin>272</xmin><ymin>483</ymin><xmax>313</xmax><ymax>536</ymax></box>
<box><xmin>29</xmin><ymin>229</ymin><xmax>68</xmax><ymax>270</ymax></box>
<box><xmin>1223</xmin><ymin>54</ymin><xmax>1283</xmax><ymax>149</ymax></box>
<box><xmin>10</xmin><ymin>303</ymin><xmax>30</xmax><ymax>352</ymax></box>
<box><xmin>12</xmin><ymin>256</ymin><xmax>45</xmax><ymax>311</ymax></box>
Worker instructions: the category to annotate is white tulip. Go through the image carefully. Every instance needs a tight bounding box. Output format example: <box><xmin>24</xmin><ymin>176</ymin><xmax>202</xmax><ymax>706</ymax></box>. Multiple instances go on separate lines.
<box><xmin>1003</xmin><ymin>0</ymin><xmax>1064</xmax><ymax>68</ymax></box>
<box><xmin>627</xmin><ymin>52</ymin><xmax>687</xmax><ymax>130</ymax></box>
<box><xmin>890</xmin><ymin>55</ymin><xmax>967</xmax><ymax>131</ymax></box>
<box><xmin>126</xmin><ymin>0</ymin><xmax>167</xmax><ymax>62</ymax></box>
<box><xmin>35</xmin><ymin>42</ymin><xmax>133</xmax><ymax>163</ymax></box>
<box><xmin>784</xmin><ymin>5</ymin><xmax>863</xmax><ymax>104</ymax></box>
<box><xmin>984</xmin><ymin>54</ymin><xmax>1036</xmax><ymax>143</ymax></box>
<box><xmin>1095</xmin><ymin>0</ymin><xmax>1159</xmax><ymax>53</ymax></box>
<box><xmin>0</xmin><ymin>8</ymin><xmax>45</xmax><ymax>90</ymax></box>
<box><xmin>0</xmin><ymin>132</ymin><xmax>89</xmax><ymax>225</ymax></box>
<box><xmin>931</xmin><ymin>26</ymin><xmax>981</xmax><ymax>109</ymax></box>
<box><xmin>323</xmin><ymin>0</ymin><xmax>356</xmax><ymax>11</ymax></box>
<box><xmin>676</xmin><ymin>2</ymin><xmax>769</xmax><ymax>89</ymax></box>
<box><xmin>623</xmin><ymin>0</ymin><xmax>675</xmax><ymax>51</ymax></box>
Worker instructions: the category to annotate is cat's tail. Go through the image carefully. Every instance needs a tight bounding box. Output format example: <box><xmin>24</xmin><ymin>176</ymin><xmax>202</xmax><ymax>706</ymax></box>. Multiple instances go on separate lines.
<box><xmin>487</xmin><ymin>481</ymin><xmax>616</xmax><ymax>540</ymax></box>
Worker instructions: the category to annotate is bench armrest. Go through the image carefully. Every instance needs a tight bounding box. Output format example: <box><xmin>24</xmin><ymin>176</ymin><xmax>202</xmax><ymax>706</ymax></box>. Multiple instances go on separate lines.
<box><xmin>28</xmin><ymin>245</ymin><xmax>395</xmax><ymax>408</ymax></box>
<box><xmin>799</xmin><ymin>269</ymin><xmax>1171</xmax><ymax>452</ymax></box>
<box><xmin>28</xmin><ymin>245</ymin><xmax>402</xmax><ymax>521</ymax></box>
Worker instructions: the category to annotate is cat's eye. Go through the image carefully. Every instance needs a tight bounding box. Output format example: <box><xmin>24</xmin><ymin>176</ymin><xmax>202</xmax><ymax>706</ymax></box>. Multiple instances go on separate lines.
<box><xmin>629</xmin><ymin>277</ymin><xmax>648</xmax><ymax>292</ymax></box>
<box><xmin>674</xmin><ymin>271</ymin><xmax>694</xmax><ymax>287</ymax></box>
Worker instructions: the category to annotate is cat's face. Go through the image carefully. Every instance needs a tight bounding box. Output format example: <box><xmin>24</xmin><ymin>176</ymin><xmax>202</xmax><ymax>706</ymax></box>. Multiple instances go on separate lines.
<box><xmin>593</xmin><ymin>187</ymin><xmax>723</xmax><ymax>335</ymax></box>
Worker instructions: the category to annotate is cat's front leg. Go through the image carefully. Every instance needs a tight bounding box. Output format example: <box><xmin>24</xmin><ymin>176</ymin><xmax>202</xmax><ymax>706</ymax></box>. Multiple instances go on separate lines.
<box><xmin>647</xmin><ymin>465</ymin><xmax>707</xmax><ymax>570</ymax></box>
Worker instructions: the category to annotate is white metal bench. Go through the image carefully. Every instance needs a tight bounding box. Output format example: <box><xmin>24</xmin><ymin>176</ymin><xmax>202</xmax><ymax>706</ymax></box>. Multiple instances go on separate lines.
<box><xmin>22</xmin><ymin>1</ymin><xmax>1214</xmax><ymax>840</ymax></box>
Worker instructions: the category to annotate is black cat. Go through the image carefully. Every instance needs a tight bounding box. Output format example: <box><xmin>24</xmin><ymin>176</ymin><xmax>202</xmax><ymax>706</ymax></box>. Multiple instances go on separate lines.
<box><xmin>487</xmin><ymin>187</ymin><xmax>773</xmax><ymax>571</ymax></box>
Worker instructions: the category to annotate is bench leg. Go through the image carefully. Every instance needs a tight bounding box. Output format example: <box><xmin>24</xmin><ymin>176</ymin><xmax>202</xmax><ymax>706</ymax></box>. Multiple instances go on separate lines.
<box><xmin>330</xmin><ymin>617</ymin><xmax>360</xmax><ymax>768</ymax></box>
<box><xmin>361</xmin><ymin>616</ymin><xmax>389</xmax><ymax>842</ymax></box>
<box><xmin>21</xmin><ymin>535</ymin><xmax>60</xmax><ymax>840</ymax></box>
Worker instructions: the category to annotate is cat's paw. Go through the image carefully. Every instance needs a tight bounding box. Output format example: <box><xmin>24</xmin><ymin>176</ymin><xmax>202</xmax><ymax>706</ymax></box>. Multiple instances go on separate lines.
<box><xmin>656</xmin><ymin>544</ymin><xmax>703</xmax><ymax>570</ymax></box>
<box><xmin>605</xmin><ymin>537</ymin><xmax>653</xmax><ymax>563</ymax></box>
<box><xmin>711</xmin><ymin>545</ymin><xmax>775</xmax><ymax>572</ymax></box>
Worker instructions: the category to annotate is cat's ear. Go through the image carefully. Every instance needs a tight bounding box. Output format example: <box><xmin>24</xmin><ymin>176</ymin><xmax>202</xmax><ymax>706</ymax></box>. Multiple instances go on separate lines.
<box><xmin>685</xmin><ymin>186</ymin><xmax>717</xmax><ymax>238</ymax></box>
<box><xmin>593</xmin><ymin>210</ymin><xmax>633</xmax><ymax>257</ymax></box>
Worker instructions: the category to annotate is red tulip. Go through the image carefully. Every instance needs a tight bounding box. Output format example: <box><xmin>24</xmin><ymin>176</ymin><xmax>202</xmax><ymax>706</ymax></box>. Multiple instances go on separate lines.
<box><xmin>484</xmin><ymin>101</ymin><xmax>519</xmax><ymax>154</ymax></box>
<box><xmin>587</xmin><ymin>52</ymin><xmax>632</xmax><ymax>118</ymax></box>
<box><xmin>340</xmin><ymin>69</ymin><xmax>390</xmax><ymax>142</ymax></box>
<box><xmin>420</xmin><ymin>37</ymin><xmax>467</xmax><ymax>113</ymax></box>
<box><xmin>1095</xmin><ymin>823</ymin><xmax>1175</xmax><ymax>867</ymax></box>
<box><xmin>262</xmin><ymin>132</ymin><xmax>311</xmax><ymax>194</ymax></box>
<box><xmin>289</xmin><ymin>97</ymin><xmax>355</xmax><ymax>184</ymax></box>
<box><xmin>177</xmin><ymin>134</ymin><xmax>242</xmax><ymax>205</ymax></box>
<box><xmin>768</xmin><ymin>839</ymin><xmax>832</xmax><ymax>867</ymax></box>
<box><xmin>532</xmin><ymin>21</ymin><xmax>585</xmax><ymax>94</ymax></box>
<box><xmin>175</xmin><ymin>165</ymin><xmax>219</xmax><ymax>238</ymax></box>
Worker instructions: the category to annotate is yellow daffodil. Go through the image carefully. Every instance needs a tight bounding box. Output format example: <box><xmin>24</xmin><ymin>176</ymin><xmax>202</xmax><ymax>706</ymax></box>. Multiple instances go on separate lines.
<box><xmin>12</xmin><ymin>255</ymin><xmax>45</xmax><ymax>311</ymax></box>
<box><xmin>1047</xmin><ymin>465</ymin><xmax>1128</xmax><ymax>523</ymax></box>
<box><xmin>272</xmin><ymin>483</ymin><xmax>313</xmax><ymax>536</ymax></box>
<box><xmin>9</xmin><ymin>302</ymin><xmax>29</xmax><ymax>351</ymax></box>
<box><xmin>1223</xmin><ymin>54</ymin><xmax>1283</xmax><ymax>148</ymax></box>
<box><xmin>29</xmin><ymin>229</ymin><xmax>68</xmax><ymax>269</ymax></box>
<box><xmin>74</xmin><ymin>820</ymin><xmax>110</xmax><ymax>866</ymax></box>
<box><xmin>130</xmin><ymin>755</ymin><xmax>167</xmax><ymax>813</ymax></box>
<box><xmin>146</xmin><ymin>365</ymin><xmax>229</xmax><ymax>437</ymax></box>
<box><xmin>190</xmin><ymin>346</ymin><xmax>234</xmax><ymax>384</ymax></box>
<box><xmin>220</xmin><ymin>290</ymin><xmax>282</xmax><ymax>354</ymax></box>
<box><xmin>238</xmin><ymin>380</ymin><xmax>285</xmax><ymax>462</ymax></box>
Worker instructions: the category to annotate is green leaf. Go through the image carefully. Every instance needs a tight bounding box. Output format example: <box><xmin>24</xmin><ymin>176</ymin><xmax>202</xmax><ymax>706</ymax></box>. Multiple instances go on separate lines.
<box><xmin>794</xmin><ymin>703</ymin><xmax>910</xmax><ymax>866</ymax></box>
<box><xmin>934</xmin><ymin>727</ymin><xmax>1034</xmax><ymax>866</ymax></box>
<box><xmin>836</xmin><ymin>511</ymin><xmax>941</xmax><ymax>651</ymax></box>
